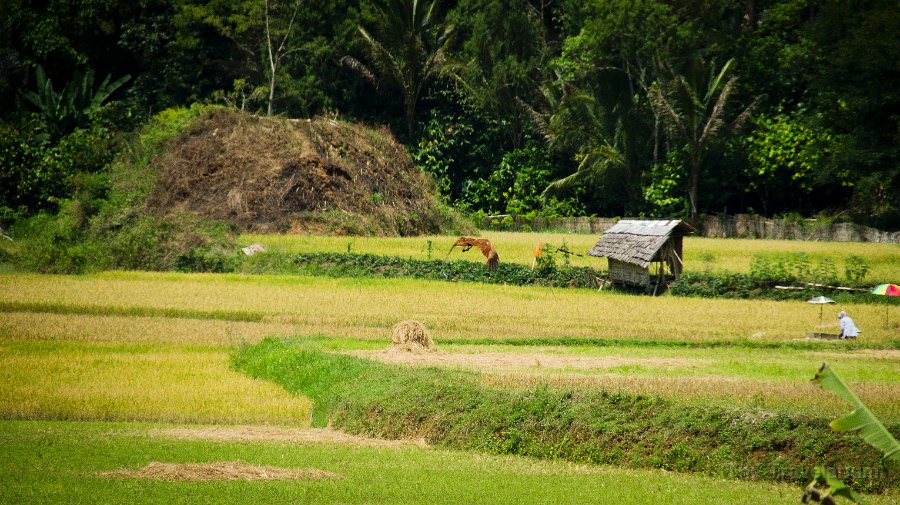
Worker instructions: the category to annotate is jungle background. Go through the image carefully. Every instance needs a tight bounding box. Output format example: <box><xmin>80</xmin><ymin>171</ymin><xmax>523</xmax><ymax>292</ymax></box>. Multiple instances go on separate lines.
<box><xmin>2</xmin><ymin>0</ymin><xmax>898</xmax><ymax>230</ymax></box>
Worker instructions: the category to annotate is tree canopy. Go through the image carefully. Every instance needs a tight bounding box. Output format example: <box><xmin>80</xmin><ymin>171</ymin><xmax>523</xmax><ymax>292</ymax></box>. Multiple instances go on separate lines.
<box><xmin>2</xmin><ymin>0</ymin><xmax>898</xmax><ymax>229</ymax></box>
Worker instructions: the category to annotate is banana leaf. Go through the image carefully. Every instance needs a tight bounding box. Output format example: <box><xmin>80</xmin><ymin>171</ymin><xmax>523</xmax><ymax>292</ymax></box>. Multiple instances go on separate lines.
<box><xmin>813</xmin><ymin>362</ymin><xmax>900</xmax><ymax>461</ymax></box>
<box><xmin>802</xmin><ymin>465</ymin><xmax>861</xmax><ymax>504</ymax></box>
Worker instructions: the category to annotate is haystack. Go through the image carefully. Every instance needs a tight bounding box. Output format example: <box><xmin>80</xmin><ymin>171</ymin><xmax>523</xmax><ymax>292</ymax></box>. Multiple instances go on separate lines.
<box><xmin>144</xmin><ymin>109</ymin><xmax>453</xmax><ymax>235</ymax></box>
<box><xmin>389</xmin><ymin>320</ymin><xmax>436</xmax><ymax>353</ymax></box>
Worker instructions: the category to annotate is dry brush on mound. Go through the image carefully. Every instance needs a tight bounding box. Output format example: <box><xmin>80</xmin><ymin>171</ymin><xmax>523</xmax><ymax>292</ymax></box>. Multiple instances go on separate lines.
<box><xmin>145</xmin><ymin>109</ymin><xmax>455</xmax><ymax>236</ymax></box>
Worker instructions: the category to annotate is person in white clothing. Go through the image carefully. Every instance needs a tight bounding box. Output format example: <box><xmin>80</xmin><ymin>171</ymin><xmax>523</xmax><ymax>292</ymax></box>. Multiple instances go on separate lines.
<box><xmin>838</xmin><ymin>311</ymin><xmax>860</xmax><ymax>339</ymax></box>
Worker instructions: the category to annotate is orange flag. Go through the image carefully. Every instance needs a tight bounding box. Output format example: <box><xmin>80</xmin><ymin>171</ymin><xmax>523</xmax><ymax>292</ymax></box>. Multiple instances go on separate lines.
<box><xmin>534</xmin><ymin>241</ymin><xmax>542</xmax><ymax>257</ymax></box>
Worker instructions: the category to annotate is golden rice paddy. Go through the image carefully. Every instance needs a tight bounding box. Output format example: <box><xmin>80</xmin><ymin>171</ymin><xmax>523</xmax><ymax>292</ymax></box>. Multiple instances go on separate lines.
<box><xmin>0</xmin><ymin>340</ymin><xmax>311</xmax><ymax>424</ymax></box>
<box><xmin>1</xmin><ymin>266</ymin><xmax>898</xmax><ymax>425</ymax></box>
<box><xmin>2</xmin><ymin>272</ymin><xmax>896</xmax><ymax>343</ymax></box>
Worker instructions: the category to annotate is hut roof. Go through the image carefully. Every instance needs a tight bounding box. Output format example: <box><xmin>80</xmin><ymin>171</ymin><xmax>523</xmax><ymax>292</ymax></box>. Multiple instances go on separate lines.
<box><xmin>587</xmin><ymin>219</ymin><xmax>695</xmax><ymax>268</ymax></box>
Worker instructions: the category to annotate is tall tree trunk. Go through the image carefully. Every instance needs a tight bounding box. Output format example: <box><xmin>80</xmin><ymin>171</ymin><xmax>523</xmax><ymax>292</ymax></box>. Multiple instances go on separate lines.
<box><xmin>511</xmin><ymin>116</ymin><xmax>523</xmax><ymax>150</ymax></box>
<box><xmin>405</xmin><ymin>98</ymin><xmax>416</xmax><ymax>138</ymax></box>
<box><xmin>689</xmin><ymin>155</ymin><xmax>701</xmax><ymax>222</ymax></box>
<box><xmin>264</xmin><ymin>0</ymin><xmax>301</xmax><ymax>116</ymax></box>
<box><xmin>652</xmin><ymin>112</ymin><xmax>659</xmax><ymax>168</ymax></box>
<box><xmin>267</xmin><ymin>62</ymin><xmax>276</xmax><ymax>116</ymax></box>
<box><xmin>265</xmin><ymin>0</ymin><xmax>276</xmax><ymax>116</ymax></box>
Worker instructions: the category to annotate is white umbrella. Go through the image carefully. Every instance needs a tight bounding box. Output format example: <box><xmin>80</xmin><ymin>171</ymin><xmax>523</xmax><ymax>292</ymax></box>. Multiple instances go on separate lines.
<box><xmin>807</xmin><ymin>296</ymin><xmax>836</xmax><ymax>322</ymax></box>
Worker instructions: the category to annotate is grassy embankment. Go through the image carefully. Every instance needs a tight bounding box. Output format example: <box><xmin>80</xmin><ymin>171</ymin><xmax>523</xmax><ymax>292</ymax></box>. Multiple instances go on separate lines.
<box><xmin>4</xmin><ymin>419</ymin><xmax>868</xmax><ymax>505</ymax></box>
<box><xmin>234</xmin><ymin>339</ymin><xmax>900</xmax><ymax>492</ymax></box>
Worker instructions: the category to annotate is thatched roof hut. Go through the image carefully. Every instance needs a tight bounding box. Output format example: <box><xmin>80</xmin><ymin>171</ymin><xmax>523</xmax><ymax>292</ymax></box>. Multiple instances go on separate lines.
<box><xmin>588</xmin><ymin>219</ymin><xmax>695</xmax><ymax>288</ymax></box>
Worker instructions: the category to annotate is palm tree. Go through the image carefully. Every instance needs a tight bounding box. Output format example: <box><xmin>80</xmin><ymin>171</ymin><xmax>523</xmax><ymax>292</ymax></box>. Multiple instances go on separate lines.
<box><xmin>449</xmin><ymin>0</ymin><xmax>547</xmax><ymax>149</ymax></box>
<box><xmin>342</xmin><ymin>0</ymin><xmax>454</xmax><ymax>137</ymax></box>
<box><xmin>531</xmin><ymin>79</ymin><xmax>628</xmax><ymax>205</ymax></box>
<box><xmin>649</xmin><ymin>58</ymin><xmax>754</xmax><ymax>221</ymax></box>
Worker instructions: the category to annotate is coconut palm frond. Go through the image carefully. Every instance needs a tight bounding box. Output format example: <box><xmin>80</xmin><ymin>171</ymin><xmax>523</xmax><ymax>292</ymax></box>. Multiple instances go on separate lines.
<box><xmin>543</xmin><ymin>142</ymin><xmax>625</xmax><ymax>196</ymax></box>
<box><xmin>542</xmin><ymin>170</ymin><xmax>584</xmax><ymax>196</ymax></box>
<box><xmin>422</xmin><ymin>23</ymin><xmax>455</xmax><ymax>82</ymax></box>
<box><xmin>729</xmin><ymin>97</ymin><xmax>758</xmax><ymax>132</ymax></box>
<box><xmin>340</xmin><ymin>55</ymin><xmax>378</xmax><ymax>87</ymax></box>
<box><xmin>349</xmin><ymin>0</ymin><xmax>454</xmax><ymax>135</ymax></box>
<box><xmin>648</xmin><ymin>56</ymin><xmax>757</xmax><ymax>220</ymax></box>
<box><xmin>649</xmin><ymin>82</ymin><xmax>687</xmax><ymax>140</ymax></box>
<box><xmin>703</xmin><ymin>58</ymin><xmax>734</xmax><ymax>104</ymax></box>
<box><xmin>356</xmin><ymin>26</ymin><xmax>405</xmax><ymax>90</ymax></box>
<box><xmin>699</xmin><ymin>77</ymin><xmax>735</xmax><ymax>146</ymax></box>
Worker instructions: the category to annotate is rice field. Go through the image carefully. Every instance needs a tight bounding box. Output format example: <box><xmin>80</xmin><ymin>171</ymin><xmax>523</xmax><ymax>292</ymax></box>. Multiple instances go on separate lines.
<box><xmin>241</xmin><ymin>231</ymin><xmax>900</xmax><ymax>282</ymax></box>
<box><xmin>1</xmin><ymin>271</ymin><xmax>898</xmax><ymax>423</ymax></box>
<box><xmin>1</xmin><ymin>234</ymin><xmax>898</xmax><ymax>503</ymax></box>
<box><xmin>2</xmin><ymin>272</ymin><xmax>897</xmax><ymax>345</ymax></box>
<box><xmin>0</xmin><ymin>340</ymin><xmax>311</xmax><ymax>424</ymax></box>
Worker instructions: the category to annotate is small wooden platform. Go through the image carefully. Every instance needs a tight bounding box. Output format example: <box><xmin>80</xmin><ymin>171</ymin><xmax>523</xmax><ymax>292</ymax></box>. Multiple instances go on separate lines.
<box><xmin>806</xmin><ymin>332</ymin><xmax>842</xmax><ymax>340</ymax></box>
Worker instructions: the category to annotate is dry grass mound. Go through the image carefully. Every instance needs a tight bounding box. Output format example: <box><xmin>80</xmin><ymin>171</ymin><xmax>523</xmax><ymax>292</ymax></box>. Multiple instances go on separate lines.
<box><xmin>98</xmin><ymin>461</ymin><xmax>343</xmax><ymax>481</ymax></box>
<box><xmin>390</xmin><ymin>320</ymin><xmax>436</xmax><ymax>353</ymax></box>
<box><xmin>145</xmin><ymin>109</ymin><xmax>455</xmax><ymax>236</ymax></box>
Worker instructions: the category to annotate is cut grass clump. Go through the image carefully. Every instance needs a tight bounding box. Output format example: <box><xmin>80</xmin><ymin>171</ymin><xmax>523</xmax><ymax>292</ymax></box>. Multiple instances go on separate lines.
<box><xmin>234</xmin><ymin>338</ymin><xmax>900</xmax><ymax>493</ymax></box>
<box><xmin>390</xmin><ymin>320</ymin><xmax>436</xmax><ymax>352</ymax></box>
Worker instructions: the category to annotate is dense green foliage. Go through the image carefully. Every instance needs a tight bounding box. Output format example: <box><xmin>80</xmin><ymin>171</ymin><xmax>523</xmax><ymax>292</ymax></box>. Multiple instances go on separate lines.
<box><xmin>239</xmin><ymin>248</ymin><xmax>898</xmax><ymax>303</ymax></box>
<box><xmin>233</xmin><ymin>338</ymin><xmax>900</xmax><ymax>492</ymax></box>
<box><xmin>670</xmin><ymin>272</ymin><xmax>900</xmax><ymax>303</ymax></box>
<box><xmin>2</xmin><ymin>0</ymin><xmax>898</xmax><ymax>228</ymax></box>
<box><xmin>4</xmin><ymin>104</ymin><xmax>240</xmax><ymax>273</ymax></box>
<box><xmin>671</xmin><ymin>252</ymin><xmax>900</xmax><ymax>302</ymax></box>
<box><xmin>244</xmin><ymin>249</ymin><xmax>604</xmax><ymax>288</ymax></box>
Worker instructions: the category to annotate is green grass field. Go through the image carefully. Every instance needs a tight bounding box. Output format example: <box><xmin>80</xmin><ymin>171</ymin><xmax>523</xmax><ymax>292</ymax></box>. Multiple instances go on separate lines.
<box><xmin>1</xmin><ymin>234</ymin><xmax>898</xmax><ymax>502</ymax></box>
<box><xmin>9</xmin><ymin>419</ymin><xmax>891</xmax><ymax>505</ymax></box>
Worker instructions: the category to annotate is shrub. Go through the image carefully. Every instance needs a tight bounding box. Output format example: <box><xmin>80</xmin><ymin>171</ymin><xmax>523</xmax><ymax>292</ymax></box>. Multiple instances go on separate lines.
<box><xmin>6</xmin><ymin>104</ymin><xmax>238</xmax><ymax>274</ymax></box>
<box><xmin>749</xmin><ymin>254</ymin><xmax>793</xmax><ymax>286</ymax></box>
<box><xmin>669</xmin><ymin>271</ymin><xmax>896</xmax><ymax>304</ymax></box>
<box><xmin>533</xmin><ymin>242</ymin><xmax>557</xmax><ymax>275</ymax></box>
<box><xmin>284</xmin><ymin>251</ymin><xmax>603</xmax><ymax>289</ymax></box>
<box><xmin>844</xmin><ymin>255</ymin><xmax>869</xmax><ymax>283</ymax></box>
<box><xmin>814</xmin><ymin>258</ymin><xmax>839</xmax><ymax>286</ymax></box>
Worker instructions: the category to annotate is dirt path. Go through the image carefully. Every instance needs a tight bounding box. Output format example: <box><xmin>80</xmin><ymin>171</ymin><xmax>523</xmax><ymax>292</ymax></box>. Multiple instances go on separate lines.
<box><xmin>98</xmin><ymin>461</ymin><xmax>343</xmax><ymax>481</ymax></box>
<box><xmin>150</xmin><ymin>426</ymin><xmax>428</xmax><ymax>448</ymax></box>
<box><xmin>346</xmin><ymin>349</ymin><xmax>708</xmax><ymax>371</ymax></box>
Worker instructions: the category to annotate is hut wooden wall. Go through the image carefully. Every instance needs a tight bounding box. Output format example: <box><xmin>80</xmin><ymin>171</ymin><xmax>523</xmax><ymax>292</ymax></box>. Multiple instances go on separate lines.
<box><xmin>608</xmin><ymin>258</ymin><xmax>651</xmax><ymax>287</ymax></box>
